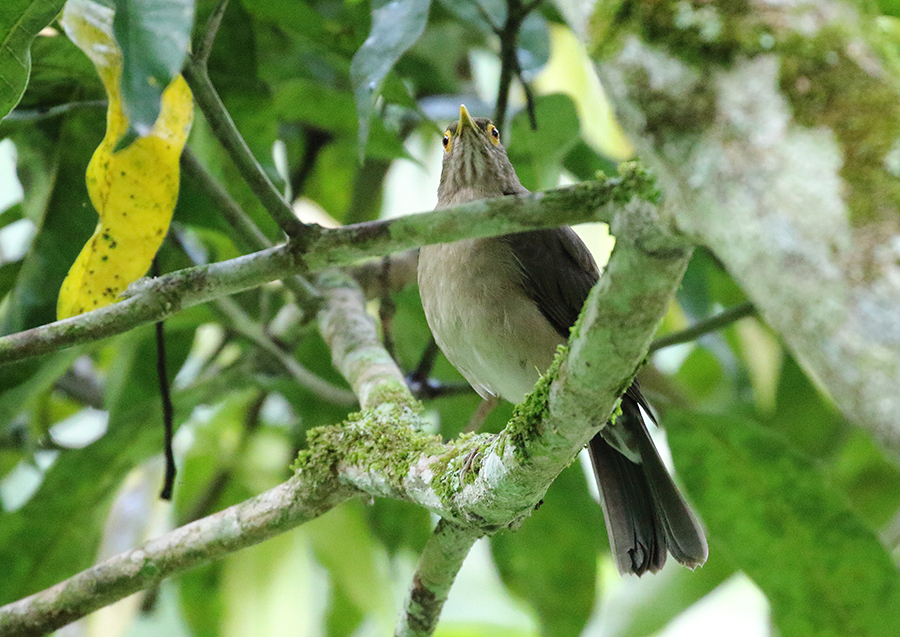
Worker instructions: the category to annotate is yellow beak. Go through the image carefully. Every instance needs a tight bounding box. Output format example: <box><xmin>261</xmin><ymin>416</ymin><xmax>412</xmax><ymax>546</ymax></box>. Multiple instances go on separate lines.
<box><xmin>459</xmin><ymin>104</ymin><xmax>478</xmax><ymax>133</ymax></box>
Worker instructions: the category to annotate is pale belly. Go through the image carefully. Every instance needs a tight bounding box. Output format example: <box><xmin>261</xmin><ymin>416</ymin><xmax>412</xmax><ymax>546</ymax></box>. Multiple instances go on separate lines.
<box><xmin>418</xmin><ymin>239</ymin><xmax>565</xmax><ymax>404</ymax></box>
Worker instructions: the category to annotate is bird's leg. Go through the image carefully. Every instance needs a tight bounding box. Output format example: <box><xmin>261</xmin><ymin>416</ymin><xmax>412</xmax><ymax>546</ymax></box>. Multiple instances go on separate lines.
<box><xmin>405</xmin><ymin>338</ymin><xmax>474</xmax><ymax>400</ymax></box>
<box><xmin>464</xmin><ymin>395</ymin><xmax>501</xmax><ymax>433</ymax></box>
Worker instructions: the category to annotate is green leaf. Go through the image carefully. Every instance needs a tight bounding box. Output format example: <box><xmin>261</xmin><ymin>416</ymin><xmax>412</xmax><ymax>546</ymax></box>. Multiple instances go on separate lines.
<box><xmin>436</xmin><ymin>0</ymin><xmax>505</xmax><ymax>32</ymax></box>
<box><xmin>517</xmin><ymin>12</ymin><xmax>549</xmax><ymax>77</ymax></box>
<box><xmin>0</xmin><ymin>331</ymin><xmax>238</xmax><ymax>603</ymax></box>
<box><xmin>273</xmin><ymin>78</ymin><xmax>356</xmax><ymax>133</ymax></box>
<box><xmin>0</xmin><ymin>0</ymin><xmax>68</xmax><ymax>119</ymax></box>
<box><xmin>491</xmin><ymin>463</ymin><xmax>603</xmax><ymax>637</ymax></box>
<box><xmin>667</xmin><ymin>409</ymin><xmax>900</xmax><ymax>637</ymax></box>
<box><xmin>365</xmin><ymin>496</ymin><xmax>432</xmax><ymax>555</ymax></box>
<box><xmin>9</xmin><ymin>28</ymin><xmax>103</xmax><ymax>113</ymax></box>
<box><xmin>878</xmin><ymin>0</ymin><xmax>900</xmax><ymax>18</ymax></box>
<box><xmin>507</xmin><ymin>93</ymin><xmax>581</xmax><ymax>190</ymax></box>
<box><xmin>350</xmin><ymin>0</ymin><xmax>430</xmax><ymax>153</ymax></box>
<box><xmin>0</xmin><ymin>113</ymin><xmax>102</xmax><ymax>336</ymax></box>
<box><xmin>307</xmin><ymin>501</ymin><xmax>395</xmax><ymax>632</ymax></box>
<box><xmin>112</xmin><ymin>0</ymin><xmax>194</xmax><ymax>136</ymax></box>
<box><xmin>605</xmin><ymin>557</ymin><xmax>734</xmax><ymax>637</ymax></box>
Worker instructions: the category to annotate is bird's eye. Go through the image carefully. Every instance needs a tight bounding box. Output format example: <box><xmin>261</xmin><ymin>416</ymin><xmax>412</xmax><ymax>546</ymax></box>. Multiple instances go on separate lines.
<box><xmin>442</xmin><ymin>131</ymin><xmax>452</xmax><ymax>151</ymax></box>
<box><xmin>489</xmin><ymin>125</ymin><xmax>500</xmax><ymax>145</ymax></box>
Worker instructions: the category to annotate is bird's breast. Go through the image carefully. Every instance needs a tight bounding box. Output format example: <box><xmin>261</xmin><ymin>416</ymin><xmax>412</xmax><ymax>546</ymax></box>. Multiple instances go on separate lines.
<box><xmin>418</xmin><ymin>238</ymin><xmax>565</xmax><ymax>403</ymax></box>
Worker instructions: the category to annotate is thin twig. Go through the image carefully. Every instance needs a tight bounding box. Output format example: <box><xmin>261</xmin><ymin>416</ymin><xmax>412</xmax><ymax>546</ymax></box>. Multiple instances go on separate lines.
<box><xmin>395</xmin><ymin>521</ymin><xmax>480</xmax><ymax>637</ymax></box>
<box><xmin>182</xmin><ymin>55</ymin><xmax>306</xmax><ymax>238</ymax></box>
<box><xmin>180</xmin><ymin>148</ymin><xmax>272</xmax><ymax>248</ymax></box>
<box><xmin>194</xmin><ymin>0</ymin><xmax>229</xmax><ymax>63</ymax></box>
<box><xmin>215</xmin><ymin>295</ymin><xmax>357</xmax><ymax>405</ymax></box>
<box><xmin>54</xmin><ymin>365</ymin><xmax>104</xmax><ymax>409</ymax></box>
<box><xmin>649</xmin><ymin>302</ymin><xmax>755</xmax><ymax>353</ymax></box>
<box><xmin>179</xmin><ymin>148</ymin><xmax>322</xmax><ymax>312</ymax></box>
<box><xmin>378</xmin><ymin>256</ymin><xmax>397</xmax><ymax>362</ymax></box>
<box><xmin>2</xmin><ymin>100</ymin><xmax>107</xmax><ymax>123</ymax></box>
<box><xmin>493</xmin><ymin>0</ymin><xmax>542</xmax><ymax>130</ymax></box>
<box><xmin>512</xmin><ymin>49</ymin><xmax>538</xmax><ymax>130</ymax></box>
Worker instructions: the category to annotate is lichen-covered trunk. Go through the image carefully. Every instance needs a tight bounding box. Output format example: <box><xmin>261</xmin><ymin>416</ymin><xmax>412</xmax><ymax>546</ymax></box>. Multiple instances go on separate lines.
<box><xmin>576</xmin><ymin>0</ymin><xmax>900</xmax><ymax>457</ymax></box>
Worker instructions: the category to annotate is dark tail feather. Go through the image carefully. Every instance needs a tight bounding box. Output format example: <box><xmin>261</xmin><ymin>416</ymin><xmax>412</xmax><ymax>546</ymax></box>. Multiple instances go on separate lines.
<box><xmin>588</xmin><ymin>393</ymin><xmax>708</xmax><ymax>576</ymax></box>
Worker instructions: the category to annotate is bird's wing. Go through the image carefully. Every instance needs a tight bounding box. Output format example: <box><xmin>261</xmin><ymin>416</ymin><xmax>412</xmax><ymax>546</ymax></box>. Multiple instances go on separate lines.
<box><xmin>502</xmin><ymin>227</ymin><xmax>599</xmax><ymax>338</ymax></box>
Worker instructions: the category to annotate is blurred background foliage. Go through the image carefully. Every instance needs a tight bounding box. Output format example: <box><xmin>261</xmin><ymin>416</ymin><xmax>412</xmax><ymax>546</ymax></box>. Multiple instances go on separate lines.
<box><xmin>1</xmin><ymin>1</ymin><xmax>899</xmax><ymax>636</ymax></box>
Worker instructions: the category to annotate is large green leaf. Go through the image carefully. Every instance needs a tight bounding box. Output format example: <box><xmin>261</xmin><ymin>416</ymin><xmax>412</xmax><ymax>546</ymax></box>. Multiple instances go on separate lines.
<box><xmin>0</xmin><ymin>113</ymin><xmax>100</xmax><ymax>438</ymax></box>
<box><xmin>0</xmin><ymin>0</ymin><xmax>68</xmax><ymax>119</ymax></box>
<box><xmin>491</xmin><ymin>463</ymin><xmax>604</xmax><ymax>637</ymax></box>
<box><xmin>0</xmin><ymin>326</ymin><xmax>233</xmax><ymax>603</ymax></box>
<box><xmin>350</xmin><ymin>0</ymin><xmax>430</xmax><ymax>153</ymax></box>
<box><xmin>307</xmin><ymin>501</ymin><xmax>395</xmax><ymax>633</ymax></box>
<box><xmin>604</xmin><ymin>557</ymin><xmax>734</xmax><ymax>637</ymax></box>
<box><xmin>507</xmin><ymin>93</ymin><xmax>581</xmax><ymax>190</ymax></box>
<box><xmin>0</xmin><ymin>113</ymin><xmax>101</xmax><ymax>336</ymax></box>
<box><xmin>667</xmin><ymin>409</ymin><xmax>900</xmax><ymax>637</ymax></box>
<box><xmin>112</xmin><ymin>0</ymin><xmax>194</xmax><ymax>136</ymax></box>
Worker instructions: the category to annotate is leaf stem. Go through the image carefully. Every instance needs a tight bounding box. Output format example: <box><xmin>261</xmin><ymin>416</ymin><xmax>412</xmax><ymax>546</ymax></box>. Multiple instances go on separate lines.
<box><xmin>194</xmin><ymin>0</ymin><xmax>229</xmax><ymax>63</ymax></box>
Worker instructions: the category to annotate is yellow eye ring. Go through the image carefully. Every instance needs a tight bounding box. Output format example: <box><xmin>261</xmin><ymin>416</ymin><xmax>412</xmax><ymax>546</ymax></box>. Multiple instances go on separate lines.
<box><xmin>488</xmin><ymin>125</ymin><xmax>500</xmax><ymax>145</ymax></box>
<box><xmin>442</xmin><ymin>131</ymin><xmax>452</xmax><ymax>151</ymax></box>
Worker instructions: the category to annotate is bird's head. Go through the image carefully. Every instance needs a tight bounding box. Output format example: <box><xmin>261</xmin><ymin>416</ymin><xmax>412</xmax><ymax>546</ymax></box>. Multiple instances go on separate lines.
<box><xmin>436</xmin><ymin>105</ymin><xmax>524</xmax><ymax>207</ymax></box>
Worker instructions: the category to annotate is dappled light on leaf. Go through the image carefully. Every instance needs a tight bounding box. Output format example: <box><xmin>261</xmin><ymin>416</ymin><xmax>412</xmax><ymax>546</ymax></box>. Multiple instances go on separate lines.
<box><xmin>57</xmin><ymin>0</ymin><xmax>193</xmax><ymax>319</ymax></box>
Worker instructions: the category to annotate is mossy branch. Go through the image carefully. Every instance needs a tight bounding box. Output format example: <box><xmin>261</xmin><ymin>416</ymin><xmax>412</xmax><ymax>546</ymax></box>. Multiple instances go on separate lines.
<box><xmin>0</xmin><ymin>167</ymin><xmax>689</xmax><ymax>636</ymax></box>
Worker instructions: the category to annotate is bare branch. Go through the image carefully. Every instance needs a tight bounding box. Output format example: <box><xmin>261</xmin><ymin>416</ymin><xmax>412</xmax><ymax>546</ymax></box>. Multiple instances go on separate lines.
<box><xmin>182</xmin><ymin>54</ymin><xmax>306</xmax><ymax>238</ymax></box>
<box><xmin>649</xmin><ymin>302</ymin><xmax>755</xmax><ymax>353</ymax></box>
<box><xmin>395</xmin><ymin>521</ymin><xmax>480</xmax><ymax>637</ymax></box>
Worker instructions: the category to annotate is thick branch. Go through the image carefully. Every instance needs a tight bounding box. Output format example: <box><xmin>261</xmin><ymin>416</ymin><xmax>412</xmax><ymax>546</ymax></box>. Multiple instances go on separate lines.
<box><xmin>395</xmin><ymin>521</ymin><xmax>479</xmax><ymax>637</ymax></box>
<box><xmin>316</xmin><ymin>270</ymin><xmax>413</xmax><ymax>409</ymax></box>
<box><xmin>0</xmin><ymin>175</ymin><xmax>652</xmax><ymax>365</ymax></box>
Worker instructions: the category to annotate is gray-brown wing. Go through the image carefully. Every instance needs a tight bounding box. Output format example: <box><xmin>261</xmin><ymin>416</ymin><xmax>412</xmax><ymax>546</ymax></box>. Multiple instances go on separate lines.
<box><xmin>502</xmin><ymin>227</ymin><xmax>599</xmax><ymax>339</ymax></box>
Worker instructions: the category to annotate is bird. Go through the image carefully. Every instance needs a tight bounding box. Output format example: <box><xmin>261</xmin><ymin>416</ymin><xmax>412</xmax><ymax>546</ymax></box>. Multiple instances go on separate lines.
<box><xmin>417</xmin><ymin>105</ymin><xmax>708</xmax><ymax>575</ymax></box>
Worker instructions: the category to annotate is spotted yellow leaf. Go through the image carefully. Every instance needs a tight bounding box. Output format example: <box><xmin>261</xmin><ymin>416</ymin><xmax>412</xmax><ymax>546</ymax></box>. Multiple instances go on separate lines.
<box><xmin>57</xmin><ymin>0</ymin><xmax>193</xmax><ymax>319</ymax></box>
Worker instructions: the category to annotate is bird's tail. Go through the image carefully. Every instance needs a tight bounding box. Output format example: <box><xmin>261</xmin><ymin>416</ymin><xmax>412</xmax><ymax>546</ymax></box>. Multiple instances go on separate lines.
<box><xmin>587</xmin><ymin>394</ymin><xmax>708</xmax><ymax>576</ymax></box>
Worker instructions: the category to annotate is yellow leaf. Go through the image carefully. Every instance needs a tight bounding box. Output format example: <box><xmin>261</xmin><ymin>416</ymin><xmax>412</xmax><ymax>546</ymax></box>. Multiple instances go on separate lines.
<box><xmin>57</xmin><ymin>0</ymin><xmax>193</xmax><ymax>319</ymax></box>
